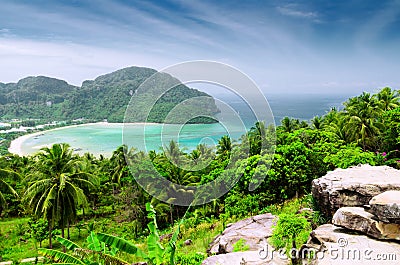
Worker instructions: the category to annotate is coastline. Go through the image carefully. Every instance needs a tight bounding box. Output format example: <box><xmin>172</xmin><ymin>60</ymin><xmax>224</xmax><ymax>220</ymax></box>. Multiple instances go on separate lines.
<box><xmin>7</xmin><ymin>121</ymin><xmax>163</xmax><ymax>156</ymax></box>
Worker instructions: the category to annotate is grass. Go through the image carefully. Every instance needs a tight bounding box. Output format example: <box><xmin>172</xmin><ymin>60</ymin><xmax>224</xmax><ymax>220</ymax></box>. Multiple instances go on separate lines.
<box><xmin>0</xmin><ymin>195</ymin><xmax>317</xmax><ymax>263</ymax></box>
<box><xmin>0</xmin><ymin>217</ymin><xmax>39</xmax><ymax>261</ymax></box>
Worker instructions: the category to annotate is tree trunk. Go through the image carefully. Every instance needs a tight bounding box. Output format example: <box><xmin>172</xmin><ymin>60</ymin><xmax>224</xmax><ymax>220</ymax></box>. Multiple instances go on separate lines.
<box><xmin>67</xmin><ymin>221</ymin><xmax>70</xmax><ymax>240</ymax></box>
<box><xmin>291</xmin><ymin>239</ymin><xmax>298</xmax><ymax>265</ymax></box>
<box><xmin>49</xmin><ymin>224</ymin><xmax>53</xmax><ymax>249</ymax></box>
<box><xmin>61</xmin><ymin>218</ymin><xmax>66</xmax><ymax>252</ymax></box>
<box><xmin>170</xmin><ymin>205</ymin><xmax>173</xmax><ymax>224</ymax></box>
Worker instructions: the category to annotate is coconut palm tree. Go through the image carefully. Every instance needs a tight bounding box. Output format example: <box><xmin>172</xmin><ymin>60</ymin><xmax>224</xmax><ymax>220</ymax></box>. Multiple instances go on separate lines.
<box><xmin>311</xmin><ymin>116</ymin><xmax>323</xmax><ymax>130</ymax></box>
<box><xmin>248</xmin><ymin>121</ymin><xmax>267</xmax><ymax>155</ymax></box>
<box><xmin>110</xmin><ymin>145</ymin><xmax>129</xmax><ymax>187</ymax></box>
<box><xmin>216</xmin><ymin>135</ymin><xmax>232</xmax><ymax>156</ymax></box>
<box><xmin>344</xmin><ymin>92</ymin><xmax>383</xmax><ymax>150</ymax></box>
<box><xmin>0</xmin><ymin>169</ymin><xmax>20</xmax><ymax>213</ymax></box>
<box><xmin>24</xmin><ymin>143</ymin><xmax>98</xmax><ymax>249</ymax></box>
<box><xmin>280</xmin><ymin>117</ymin><xmax>297</xmax><ymax>133</ymax></box>
<box><xmin>375</xmin><ymin>87</ymin><xmax>400</xmax><ymax>111</ymax></box>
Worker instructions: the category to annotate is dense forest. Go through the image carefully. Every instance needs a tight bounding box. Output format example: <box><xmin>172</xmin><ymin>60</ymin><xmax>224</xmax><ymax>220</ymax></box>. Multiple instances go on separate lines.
<box><xmin>0</xmin><ymin>67</ymin><xmax>219</xmax><ymax>123</ymax></box>
<box><xmin>0</xmin><ymin>87</ymin><xmax>399</xmax><ymax>264</ymax></box>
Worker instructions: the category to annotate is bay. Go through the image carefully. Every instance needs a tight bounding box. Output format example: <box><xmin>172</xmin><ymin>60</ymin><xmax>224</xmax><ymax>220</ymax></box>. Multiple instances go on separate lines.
<box><xmin>17</xmin><ymin>93</ymin><xmax>350</xmax><ymax>157</ymax></box>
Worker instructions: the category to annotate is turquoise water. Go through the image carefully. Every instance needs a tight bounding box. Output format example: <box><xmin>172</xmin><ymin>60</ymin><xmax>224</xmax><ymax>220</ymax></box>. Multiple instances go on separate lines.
<box><xmin>20</xmin><ymin>122</ymin><xmax>247</xmax><ymax>157</ymax></box>
<box><xmin>19</xmin><ymin>93</ymin><xmax>350</xmax><ymax>157</ymax></box>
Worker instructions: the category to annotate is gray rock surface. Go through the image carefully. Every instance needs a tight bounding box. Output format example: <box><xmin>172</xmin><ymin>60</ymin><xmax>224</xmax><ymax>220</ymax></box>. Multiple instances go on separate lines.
<box><xmin>368</xmin><ymin>190</ymin><xmax>400</xmax><ymax>223</ymax></box>
<box><xmin>208</xmin><ymin>213</ymin><xmax>277</xmax><ymax>254</ymax></box>
<box><xmin>201</xmin><ymin>251</ymin><xmax>289</xmax><ymax>265</ymax></box>
<box><xmin>302</xmin><ymin>224</ymin><xmax>400</xmax><ymax>264</ymax></box>
<box><xmin>332</xmin><ymin>207</ymin><xmax>400</xmax><ymax>240</ymax></box>
<box><xmin>312</xmin><ymin>165</ymin><xmax>400</xmax><ymax>216</ymax></box>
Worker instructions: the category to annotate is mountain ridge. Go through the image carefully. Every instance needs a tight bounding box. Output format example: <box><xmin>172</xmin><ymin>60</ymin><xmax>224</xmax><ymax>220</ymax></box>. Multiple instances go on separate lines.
<box><xmin>0</xmin><ymin>66</ymin><xmax>219</xmax><ymax>123</ymax></box>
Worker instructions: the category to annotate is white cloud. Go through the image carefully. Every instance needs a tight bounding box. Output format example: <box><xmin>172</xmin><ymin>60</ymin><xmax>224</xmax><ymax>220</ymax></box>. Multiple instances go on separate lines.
<box><xmin>0</xmin><ymin>38</ymin><xmax>173</xmax><ymax>85</ymax></box>
<box><xmin>276</xmin><ymin>5</ymin><xmax>318</xmax><ymax>19</ymax></box>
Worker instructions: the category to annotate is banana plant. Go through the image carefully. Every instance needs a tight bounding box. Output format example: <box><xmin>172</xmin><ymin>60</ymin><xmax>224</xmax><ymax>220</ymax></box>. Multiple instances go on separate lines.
<box><xmin>39</xmin><ymin>202</ymin><xmax>189</xmax><ymax>265</ymax></box>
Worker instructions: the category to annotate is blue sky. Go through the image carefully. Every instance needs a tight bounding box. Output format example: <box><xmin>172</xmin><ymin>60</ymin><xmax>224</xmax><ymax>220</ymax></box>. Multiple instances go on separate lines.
<box><xmin>0</xmin><ymin>0</ymin><xmax>400</xmax><ymax>94</ymax></box>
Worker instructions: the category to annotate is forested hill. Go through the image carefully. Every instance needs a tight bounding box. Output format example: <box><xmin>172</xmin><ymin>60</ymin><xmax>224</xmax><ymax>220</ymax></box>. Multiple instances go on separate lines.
<box><xmin>0</xmin><ymin>66</ymin><xmax>219</xmax><ymax>123</ymax></box>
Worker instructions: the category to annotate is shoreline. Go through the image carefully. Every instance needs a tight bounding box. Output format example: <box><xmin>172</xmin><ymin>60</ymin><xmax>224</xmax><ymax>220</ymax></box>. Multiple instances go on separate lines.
<box><xmin>7</xmin><ymin>121</ymin><xmax>161</xmax><ymax>156</ymax></box>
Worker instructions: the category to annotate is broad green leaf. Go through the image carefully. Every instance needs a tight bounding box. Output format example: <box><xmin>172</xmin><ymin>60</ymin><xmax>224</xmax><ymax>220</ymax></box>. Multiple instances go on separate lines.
<box><xmin>87</xmin><ymin>231</ymin><xmax>101</xmax><ymax>251</ymax></box>
<box><xmin>96</xmin><ymin>232</ymin><xmax>147</xmax><ymax>258</ymax></box>
<box><xmin>38</xmin><ymin>248</ymin><xmax>85</xmax><ymax>265</ymax></box>
<box><xmin>56</xmin><ymin>236</ymin><xmax>81</xmax><ymax>250</ymax></box>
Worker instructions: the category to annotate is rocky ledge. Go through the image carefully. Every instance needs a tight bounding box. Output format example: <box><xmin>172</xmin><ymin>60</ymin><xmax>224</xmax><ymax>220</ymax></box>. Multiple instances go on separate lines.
<box><xmin>307</xmin><ymin>165</ymin><xmax>400</xmax><ymax>264</ymax></box>
<box><xmin>312</xmin><ymin>164</ymin><xmax>400</xmax><ymax>217</ymax></box>
<box><xmin>203</xmin><ymin>213</ymin><xmax>289</xmax><ymax>265</ymax></box>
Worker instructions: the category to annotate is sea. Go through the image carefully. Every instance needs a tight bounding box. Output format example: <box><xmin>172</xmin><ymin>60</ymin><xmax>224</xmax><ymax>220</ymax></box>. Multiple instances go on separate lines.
<box><xmin>18</xmin><ymin>93</ymin><xmax>351</xmax><ymax>157</ymax></box>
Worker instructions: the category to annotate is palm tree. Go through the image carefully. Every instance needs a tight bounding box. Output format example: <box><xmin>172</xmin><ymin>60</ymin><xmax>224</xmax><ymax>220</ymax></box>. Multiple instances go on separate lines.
<box><xmin>324</xmin><ymin>112</ymin><xmax>350</xmax><ymax>142</ymax></box>
<box><xmin>311</xmin><ymin>116</ymin><xmax>323</xmax><ymax>130</ymax></box>
<box><xmin>110</xmin><ymin>145</ymin><xmax>129</xmax><ymax>187</ymax></box>
<box><xmin>163</xmin><ymin>140</ymin><xmax>184</xmax><ymax>166</ymax></box>
<box><xmin>375</xmin><ymin>87</ymin><xmax>400</xmax><ymax>111</ymax></box>
<box><xmin>216</xmin><ymin>135</ymin><xmax>232</xmax><ymax>156</ymax></box>
<box><xmin>248</xmin><ymin>121</ymin><xmax>267</xmax><ymax>155</ymax></box>
<box><xmin>280</xmin><ymin>117</ymin><xmax>297</xmax><ymax>133</ymax></box>
<box><xmin>344</xmin><ymin>92</ymin><xmax>383</xmax><ymax>150</ymax></box>
<box><xmin>0</xmin><ymin>169</ymin><xmax>20</xmax><ymax>214</ymax></box>
<box><xmin>24</xmin><ymin>143</ymin><xmax>98</xmax><ymax>249</ymax></box>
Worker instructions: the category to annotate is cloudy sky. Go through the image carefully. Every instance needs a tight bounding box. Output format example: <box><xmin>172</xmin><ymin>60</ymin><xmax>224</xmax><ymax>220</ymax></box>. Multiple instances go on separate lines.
<box><xmin>1</xmin><ymin>0</ymin><xmax>400</xmax><ymax>94</ymax></box>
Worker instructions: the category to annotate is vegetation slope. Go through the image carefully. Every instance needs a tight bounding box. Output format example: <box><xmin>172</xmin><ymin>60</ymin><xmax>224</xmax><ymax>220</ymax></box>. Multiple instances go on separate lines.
<box><xmin>0</xmin><ymin>67</ymin><xmax>219</xmax><ymax>123</ymax></box>
<box><xmin>0</xmin><ymin>87</ymin><xmax>400</xmax><ymax>264</ymax></box>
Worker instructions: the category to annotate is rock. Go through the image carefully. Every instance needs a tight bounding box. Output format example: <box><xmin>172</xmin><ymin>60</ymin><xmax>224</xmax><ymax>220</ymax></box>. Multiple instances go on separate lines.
<box><xmin>159</xmin><ymin>233</ymin><xmax>172</xmax><ymax>241</ymax></box>
<box><xmin>201</xmin><ymin>251</ymin><xmax>289</xmax><ymax>265</ymax></box>
<box><xmin>332</xmin><ymin>207</ymin><xmax>400</xmax><ymax>240</ymax></box>
<box><xmin>303</xmin><ymin>224</ymin><xmax>400</xmax><ymax>264</ymax></box>
<box><xmin>208</xmin><ymin>213</ymin><xmax>277</xmax><ymax>254</ymax></box>
<box><xmin>368</xmin><ymin>190</ymin><xmax>400</xmax><ymax>223</ymax></box>
<box><xmin>184</xmin><ymin>239</ymin><xmax>193</xmax><ymax>245</ymax></box>
<box><xmin>312</xmin><ymin>165</ymin><xmax>400</xmax><ymax>216</ymax></box>
<box><xmin>0</xmin><ymin>262</ymin><xmax>12</xmax><ymax>265</ymax></box>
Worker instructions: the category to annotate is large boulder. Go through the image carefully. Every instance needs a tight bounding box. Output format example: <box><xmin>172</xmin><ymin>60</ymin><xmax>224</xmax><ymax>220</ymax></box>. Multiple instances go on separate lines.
<box><xmin>201</xmin><ymin>251</ymin><xmax>289</xmax><ymax>265</ymax></box>
<box><xmin>303</xmin><ymin>224</ymin><xmax>400</xmax><ymax>264</ymax></box>
<box><xmin>367</xmin><ymin>190</ymin><xmax>400</xmax><ymax>224</ymax></box>
<box><xmin>208</xmin><ymin>213</ymin><xmax>277</xmax><ymax>254</ymax></box>
<box><xmin>312</xmin><ymin>165</ymin><xmax>400</xmax><ymax>217</ymax></box>
<box><xmin>332</xmin><ymin>207</ymin><xmax>400</xmax><ymax>240</ymax></box>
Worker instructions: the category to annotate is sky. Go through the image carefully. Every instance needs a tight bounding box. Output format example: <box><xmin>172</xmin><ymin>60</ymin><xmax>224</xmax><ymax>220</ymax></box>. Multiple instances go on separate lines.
<box><xmin>0</xmin><ymin>0</ymin><xmax>400</xmax><ymax>95</ymax></box>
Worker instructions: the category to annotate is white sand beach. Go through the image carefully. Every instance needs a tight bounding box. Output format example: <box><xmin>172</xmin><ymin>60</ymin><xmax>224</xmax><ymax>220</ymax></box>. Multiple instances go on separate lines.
<box><xmin>8</xmin><ymin>122</ymin><xmax>106</xmax><ymax>156</ymax></box>
<box><xmin>8</xmin><ymin>121</ymin><xmax>161</xmax><ymax>156</ymax></box>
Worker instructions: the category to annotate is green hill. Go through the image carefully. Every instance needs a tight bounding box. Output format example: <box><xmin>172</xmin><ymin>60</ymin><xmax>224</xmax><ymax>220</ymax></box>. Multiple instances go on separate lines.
<box><xmin>0</xmin><ymin>67</ymin><xmax>219</xmax><ymax>123</ymax></box>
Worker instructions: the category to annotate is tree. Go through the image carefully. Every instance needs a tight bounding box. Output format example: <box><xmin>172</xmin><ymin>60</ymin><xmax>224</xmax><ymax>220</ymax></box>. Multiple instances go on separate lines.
<box><xmin>311</xmin><ymin>116</ymin><xmax>322</xmax><ymax>130</ymax></box>
<box><xmin>343</xmin><ymin>92</ymin><xmax>383</xmax><ymax>150</ymax></box>
<box><xmin>216</xmin><ymin>135</ymin><xmax>232</xmax><ymax>156</ymax></box>
<box><xmin>248</xmin><ymin>121</ymin><xmax>267</xmax><ymax>155</ymax></box>
<box><xmin>110</xmin><ymin>145</ymin><xmax>129</xmax><ymax>187</ymax></box>
<box><xmin>24</xmin><ymin>143</ymin><xmax>98</xmax><ymax>249</ymax></box>
<box><xmin>270</xmin><ymin>213</ymin><xmax>311</xmax><ymax>265</ymax></box>
<box><xmin>375</xmin><ymin>87</ymin><xmax>399</xmax><ymax>111</ymax></box>
<box><xmin>0</xmin><ymin>169</ymin><xmax>20</xmax><ymax>214</ymax></box>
